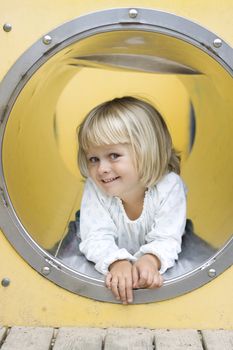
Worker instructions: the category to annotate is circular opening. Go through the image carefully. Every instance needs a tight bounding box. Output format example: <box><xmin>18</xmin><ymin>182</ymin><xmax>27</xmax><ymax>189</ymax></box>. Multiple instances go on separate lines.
<box><xmin>0</xmin><ymin>8</ymin><xmax>232</xmax><ymax>303</ymax></box>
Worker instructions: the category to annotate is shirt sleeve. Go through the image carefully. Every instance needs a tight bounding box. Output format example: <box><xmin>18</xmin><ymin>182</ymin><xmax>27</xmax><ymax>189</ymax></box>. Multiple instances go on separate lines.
<box><xmin>79</xmin><ymin>178</ymin><xmax>136</xmax><ymax>275</ymax></box>
<box><xmin>134</xmin><ymin>173</ymin><xmax>187</xmax><ymax>274</ymax></box>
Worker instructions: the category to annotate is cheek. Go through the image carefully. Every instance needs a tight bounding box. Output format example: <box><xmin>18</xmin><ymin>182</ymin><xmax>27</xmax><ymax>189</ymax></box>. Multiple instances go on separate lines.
<box><xmin>123</xmin><ymin>158</ymin><xmax>136</xmax><ymax>170</ymax></box>
<box><xmin>87</xmin><ymin>166</ymin><xmax>95</xmax><ymax>178</ymax></box>
<box><xmin>117</xmin><ymin>161</ymin><xmax>136</xmax><ymax>176</ymax></box>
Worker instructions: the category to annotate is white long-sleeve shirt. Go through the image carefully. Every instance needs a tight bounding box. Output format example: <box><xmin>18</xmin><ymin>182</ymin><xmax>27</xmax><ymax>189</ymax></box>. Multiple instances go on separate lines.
<box><xmin>79</xmin><ymin>172</ymin><xmax>187</xmax><ymax>275</ymax></box>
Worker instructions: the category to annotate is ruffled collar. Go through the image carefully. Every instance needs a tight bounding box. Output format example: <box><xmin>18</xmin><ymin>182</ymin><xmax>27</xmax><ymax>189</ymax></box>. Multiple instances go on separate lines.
<box><xmin>115</xmin><ymin>188</ymin><xmax>152</xmax><ymax>224</ymax></box>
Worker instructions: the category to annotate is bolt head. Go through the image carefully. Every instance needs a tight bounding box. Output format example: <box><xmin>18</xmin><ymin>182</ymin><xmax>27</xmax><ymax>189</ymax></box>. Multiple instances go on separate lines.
<box><xmin>42</xmin><ymin>266</ymin><xmax>51</xmax><ymax>275</ymax></box>
<box><xmin>208</xmin><ymin>268</ymin><xmax>216</xmax><ymax>278</ymax></box>
<box><xmin>3</xmin><ymin>23</ymin><xmax>12</xmax><ymax>32</ymax></box>
<box><xmin>213</xmin><ymin>38</ymin><xmax>222</xmax><ymax>48</ymax></box>
<box><xmin>1</xmin><ymin>278</ymin><xmax>10</xmax><ymax>287</ymax></box>
<box><xmin>129</xmin><ymin>9</ymin><xmax>138</xmax><ymax>18</ymax></box>
<box><xmin>43</xmin><ymin>35</ymin><xmax>52</xmax><ymax>45</ymax></box>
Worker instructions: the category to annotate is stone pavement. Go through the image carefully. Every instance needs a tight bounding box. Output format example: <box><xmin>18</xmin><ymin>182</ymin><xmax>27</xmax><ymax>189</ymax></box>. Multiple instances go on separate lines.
<box><xmin>0</xmin><ymin>327</ymin><xmax>233</xmax><ymax>349</ymax></box>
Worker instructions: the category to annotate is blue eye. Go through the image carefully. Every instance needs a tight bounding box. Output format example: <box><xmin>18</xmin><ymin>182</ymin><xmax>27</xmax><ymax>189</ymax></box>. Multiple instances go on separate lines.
<box><xmin>110</xmin><ymin>153</ymin><xmax>120</xmax><ymax>160</ymax></box>
<box><xmin>88</xmin><ymin>157</ymin><xmax>99</xmax><ymax>163</ymax></box>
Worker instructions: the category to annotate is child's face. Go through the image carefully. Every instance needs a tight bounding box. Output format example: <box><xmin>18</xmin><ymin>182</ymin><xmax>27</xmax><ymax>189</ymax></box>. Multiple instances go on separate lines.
<box><xmin>86</xmin><ymin>143</ymin><xmax>146</xmax><ymax>202</ymax></box>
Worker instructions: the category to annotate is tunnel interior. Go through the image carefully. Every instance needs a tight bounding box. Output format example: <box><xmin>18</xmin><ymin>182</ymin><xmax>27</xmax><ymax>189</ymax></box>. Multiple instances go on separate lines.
<box><xmin>1</xmin><ymin>27</ymin><xmax>233</xmax><ymax>300</ymax></box>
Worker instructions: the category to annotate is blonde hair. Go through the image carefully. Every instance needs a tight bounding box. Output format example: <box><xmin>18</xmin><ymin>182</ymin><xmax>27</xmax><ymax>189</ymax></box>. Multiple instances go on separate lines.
<box><xmin>77</xmin><ymin>96</ymin><xmax>180</xmax><ymax>187</ymax></box>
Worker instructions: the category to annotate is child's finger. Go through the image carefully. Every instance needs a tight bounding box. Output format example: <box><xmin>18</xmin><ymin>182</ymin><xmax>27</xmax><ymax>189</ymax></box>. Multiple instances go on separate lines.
<box><xmin>138</xmin><ymin>270</ymin><xmax>148</xmax><ymax>287</ymax></box>
<box><xmin>132</xmin><ymin>265</ymin><xmax>139</xmax><ymax>288</ymax></box>
<box><xmin>145</xmin><ymin>271</ymin><xmax>154</xmax><ymax>287</ymax></box>
<box><xmin>118</xmin><ymin>278</ymin><xmax>127</xmax><ymax>304</ymax></box>
<box><xmin>149</xmin><ymin>273</ymin><xmax>164</xmax><ymax>289</ymax></box>
<box><xmin>153</xmin><ymin>273</ymin><xmax>163</xmax><ymax>288</ymax></box>
<box><xmin>105</xmin><ymin>272</ymin><xmax>112</xmax><ymax>289</ymax></box>
<box><xmin>125</xmin><ymin>278</ymin><xmax>133</xmax><ymax>303</ymax></box>
<box><xmin>148</xmin><ymin>275</ymin><xmax>159</xmax><ymax>289</ymax></box>
<box><xmin>158</xmin><ymin>274</ymin><xmax>164</xmax><ymax>287</ymax></box>
<box><xmin>111</xmin><ymin>277</ymin><xmax>120</xmax><ymax>300</ymax></box>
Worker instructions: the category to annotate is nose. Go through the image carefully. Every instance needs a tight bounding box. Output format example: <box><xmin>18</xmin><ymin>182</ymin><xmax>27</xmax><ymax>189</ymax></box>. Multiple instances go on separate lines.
<box><xmin>97</xmin><ymin>159</ymin><xmax>111</xmax><ymax>175</ymax></box>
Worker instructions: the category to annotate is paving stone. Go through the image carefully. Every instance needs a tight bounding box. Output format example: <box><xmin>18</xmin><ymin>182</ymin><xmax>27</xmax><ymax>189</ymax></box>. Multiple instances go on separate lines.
<box><xmin>53</xmin><ymin>327</ymin><xmax>105</xmax><ymax>350</ymax></box>
<box><xmin>105</xmin><ymin>328</ymin><xmax>153</xmax><ymax>349</ymax></box>
<box><xmin>1</xmin><ymin>326</ymin><xmax>54</xmax><ymax>350</ymax></box>
<box><xmin>0</xmin><ymin>327</ymin><xmax>7</xmax><ymax>342</ymax></box>
<box><xmin>153</xmin><ymin>329</ymin><xmax>203</xmax><ymax>350</ymax></box>
<box><xmin>202</xmin><ymin>329</ymin><xmax>233</xmax><ymax>350</ymax></box>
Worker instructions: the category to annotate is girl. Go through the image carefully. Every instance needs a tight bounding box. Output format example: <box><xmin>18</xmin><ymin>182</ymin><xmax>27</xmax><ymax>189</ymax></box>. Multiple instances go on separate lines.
<box><xmin>77</xmin><ymin>96</ymin><xmax>186</xmax><ymax>304</ymax></box>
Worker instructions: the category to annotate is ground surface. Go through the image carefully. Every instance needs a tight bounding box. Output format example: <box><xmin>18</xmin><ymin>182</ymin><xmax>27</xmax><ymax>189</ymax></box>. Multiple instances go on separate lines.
<box><xmin>0</xmin><ymin>327</ymin><xmax>233</xmax><ymax>349</ymax></box>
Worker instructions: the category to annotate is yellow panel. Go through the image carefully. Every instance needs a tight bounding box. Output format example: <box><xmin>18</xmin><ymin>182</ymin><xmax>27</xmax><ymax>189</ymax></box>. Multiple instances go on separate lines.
<box><xmin>0</xmin><ymin>230</ymin><xmax>233</xmax><ymax>328</ymax></box>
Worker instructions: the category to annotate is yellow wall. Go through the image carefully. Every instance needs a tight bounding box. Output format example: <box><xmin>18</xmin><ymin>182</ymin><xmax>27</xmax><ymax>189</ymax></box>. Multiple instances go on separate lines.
<box><xmin>1</xmin><ymin>231</ymin><xmax>233</xmax><ymax>328</ymax></box>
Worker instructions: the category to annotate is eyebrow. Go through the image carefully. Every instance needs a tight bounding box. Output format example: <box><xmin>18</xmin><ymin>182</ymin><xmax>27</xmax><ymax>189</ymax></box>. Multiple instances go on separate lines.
<box><xmin>86</xmin><ymin>153</ymin><xmax>97</xmax><ymax>158</ymax></box>
<box><xmin>86</xmin><ymin>144</ymin><xmax>129</xmax><ymax>156</ymax></box>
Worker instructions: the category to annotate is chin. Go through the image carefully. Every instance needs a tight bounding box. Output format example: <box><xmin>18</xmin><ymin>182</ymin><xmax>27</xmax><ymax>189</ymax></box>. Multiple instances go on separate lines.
<box><xmin>102</xmin><ymin>188</ymin><xmax>119</xmax><ymax>197</ymax></box>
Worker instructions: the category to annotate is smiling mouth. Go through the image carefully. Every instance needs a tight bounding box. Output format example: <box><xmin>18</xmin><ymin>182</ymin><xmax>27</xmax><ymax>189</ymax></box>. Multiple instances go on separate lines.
<box><xmin>101</xmin><ymin>176</ymin><xmax>120</xmax><ymax>183</ymax></box>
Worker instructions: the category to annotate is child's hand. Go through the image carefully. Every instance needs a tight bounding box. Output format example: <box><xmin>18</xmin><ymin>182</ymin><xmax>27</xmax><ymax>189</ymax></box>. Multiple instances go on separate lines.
<box><xmin>132</xmin><ymin>254</ymin><xmax>163</xmax><ymax>289</ymax></box>
<box><xmin>105</xmin><ymin>260</ymin><xmax>133</xmax><ymax>304</ymax></box>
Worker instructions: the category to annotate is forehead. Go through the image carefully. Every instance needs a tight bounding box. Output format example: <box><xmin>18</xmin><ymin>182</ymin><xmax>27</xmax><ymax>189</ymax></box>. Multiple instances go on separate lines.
<box><xmin>87</xmin><ymin>143</ymin><xmax>130</xmax><ymax>155</ymax></box>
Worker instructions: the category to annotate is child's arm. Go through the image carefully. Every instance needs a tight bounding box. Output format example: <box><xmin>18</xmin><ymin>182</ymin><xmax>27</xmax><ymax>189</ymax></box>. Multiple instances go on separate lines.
<box><xmin>134</xmin><ymin>173</ymin><xmax>187</xmax><ymax>277</ymax></box>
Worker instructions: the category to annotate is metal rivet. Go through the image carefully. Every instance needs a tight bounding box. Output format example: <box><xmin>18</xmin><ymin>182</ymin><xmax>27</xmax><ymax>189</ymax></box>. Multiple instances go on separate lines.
<box><xmin>208</xmin><ymin>268</ymin><xmax>216</xmax><ymax>278</ymax></box>
<box><xmin>213</xmin><ymin>38</ymin><xmax>222</xmax><ymax>48</ymax></box>
<box><xmin>42</xmin><ymin>35</ymin><xmax>52</xmax><ymax>45</ymax></box>
<box><xmin>41</xmin><ymin>266</ymin><xmax>51</xmax><ymax>275</ymax></box>
<box><xmin>3</xmin><ymin>23</ymin><xmax>12</xmax><ymax>32</ymax></box>
<box><xmin>1</xmin><ymin>278</ymin><xmax>10</xmax><ymax>287</ymax></box>
<box><xmin>129</xmin><ymin>9</ymin><xmax>138</xmax><ymax>18</ymax></box>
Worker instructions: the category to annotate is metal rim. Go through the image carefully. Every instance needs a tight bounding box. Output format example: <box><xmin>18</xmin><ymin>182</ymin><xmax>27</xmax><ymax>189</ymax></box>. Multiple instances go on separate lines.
<box><xmin>0</xmin><ymin>7</ymin><xmax>232</xmax><ymax>303</ymax></box>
